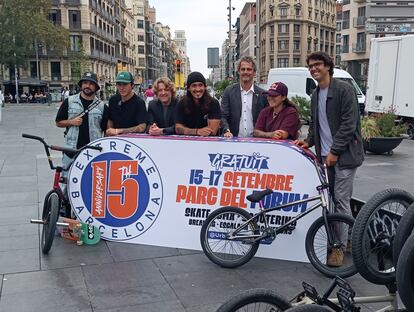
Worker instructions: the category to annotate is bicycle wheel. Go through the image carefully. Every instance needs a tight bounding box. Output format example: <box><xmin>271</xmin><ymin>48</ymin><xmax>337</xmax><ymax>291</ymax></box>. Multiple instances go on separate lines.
<box><xmin>352</xmin><ymin>188</ymin><xmax>414</xmax><ymax>285</ymax></box>
<box><xmin>393</xmin><ymin>203</ymin><xmax>414</xmax><ymax>267</ymax></box>
<box><xmin>396</xmin><ymin>232</ymin><xmax>414</xmax><ymax>309</ymax></box>
<box><xmin>41</xmin><ymin>192</ymin><xmax>59</xmax><ymax>254</ymax></box>
<box><xmin>200</xmin><ymin>207</ymin><xmax>260</xmax><ymax>268</ymax></box>
<box><xmin>216</xmin><ymin>289</ymin><xmax>291</xmax><ymax>312</ymax></box>
<box><xmin>285</xmin><ymin>305</ymin><xmax>332</xmax><ymax>312</ymax></box>
<box><xmin>306</xmin><ymin>213</ymin><xmax>356</xmax><ymax>278</ymax></box>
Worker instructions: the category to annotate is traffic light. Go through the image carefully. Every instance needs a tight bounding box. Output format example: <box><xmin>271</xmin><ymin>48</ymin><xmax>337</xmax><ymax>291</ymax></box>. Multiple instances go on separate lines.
<box><xmin>176</xmin><ymin>59</ymin><xmax>181</xmax><ymax>73</ymax></box>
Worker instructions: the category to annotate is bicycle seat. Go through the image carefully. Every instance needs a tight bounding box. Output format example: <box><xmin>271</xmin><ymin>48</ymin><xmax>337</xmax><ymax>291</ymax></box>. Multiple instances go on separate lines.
<box><xmin>246</xmin><ymin>189</ymin><xmax>273</xmax><ymax>203</ymax></box>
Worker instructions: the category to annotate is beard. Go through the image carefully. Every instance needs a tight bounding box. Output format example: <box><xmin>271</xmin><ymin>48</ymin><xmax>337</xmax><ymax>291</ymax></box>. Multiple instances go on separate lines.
<box><xmin>82</xmin><ymin>87</ymin><xmax>95</xmax><ymax>96</ymax></box>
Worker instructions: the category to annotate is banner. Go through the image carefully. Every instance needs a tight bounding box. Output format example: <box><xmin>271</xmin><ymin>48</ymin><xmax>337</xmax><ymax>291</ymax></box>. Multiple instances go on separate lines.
<box><xmin>68</xmin><ymin>135</ymin><xmax>322</xmax><ymax>262</ymax></box>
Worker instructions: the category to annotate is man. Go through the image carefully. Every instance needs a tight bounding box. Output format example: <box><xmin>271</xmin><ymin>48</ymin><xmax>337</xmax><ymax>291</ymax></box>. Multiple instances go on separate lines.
<box><xmin>106</xmin><ymin>71</ymin><xmax>147</xmax><ymax>136</ymax></box>
<box><xmin>62</xmin><ymin>87</ymin><xmax>70</xmax><ymax>101</ymax></box>
<box><xmin>175</xmin><ymin>71</ymin><xmax>221</xmax><ymax>136</ymax></box>
<box><xmin>55</xmin><ymin>72</ymin><xmax>105</xmax><ymax>171</ymax></box>
<box><xmin>295</xmin><ymin>51</ymin><xmax>364</xmax><ymax>266</ymax></box>
<box><xmin>221</xmin><ymin>56</ymin><xmax>268</xmax><ymax>137</ymax></box>
<box><xmin>147</xmin><ymin>77</ymin><xmax>177</xmax><ymax>135</ymax></box>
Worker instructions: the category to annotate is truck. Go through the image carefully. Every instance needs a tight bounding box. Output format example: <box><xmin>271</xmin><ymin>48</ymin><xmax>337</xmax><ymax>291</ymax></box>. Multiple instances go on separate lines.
<box><xmin>366</xmin><ymin>35</ymin><xmax>414</xmax><ymax>137</ymax></box>
<box><xmin>266</xmin><ymin>67</ymin><xmax>366</xmax><ymax>114</ymax></box>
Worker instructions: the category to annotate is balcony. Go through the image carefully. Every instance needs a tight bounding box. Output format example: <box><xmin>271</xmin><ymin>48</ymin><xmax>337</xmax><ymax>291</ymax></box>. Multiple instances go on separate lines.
<box><xmin>353</xmin><ymin>16</ymin><xmax>366</xmax><ymax>28</ymax></box>
<box><xmin>352</xmin><ymin>42</ymin><xmax>366</xmax><ymax>53</ymax></box>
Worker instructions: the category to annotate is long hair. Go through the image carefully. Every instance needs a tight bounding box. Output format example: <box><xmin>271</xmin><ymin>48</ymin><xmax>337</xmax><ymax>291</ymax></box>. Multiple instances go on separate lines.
<box><xmin>283</xmin><ymin>97</ymin><xmax>299</xmax><ymax>111</ymax></box>
<box><xmin>182</xmin><ymin>89</ymin><xmax>214</xmax><ymax>115</ymax></box>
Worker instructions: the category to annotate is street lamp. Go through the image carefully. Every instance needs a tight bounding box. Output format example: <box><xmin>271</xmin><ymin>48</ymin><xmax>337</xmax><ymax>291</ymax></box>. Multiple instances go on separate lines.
<box><xmin>13</xmin><ymin>35</ymin><xmax>19</xmax><ymax>105</ymax></box>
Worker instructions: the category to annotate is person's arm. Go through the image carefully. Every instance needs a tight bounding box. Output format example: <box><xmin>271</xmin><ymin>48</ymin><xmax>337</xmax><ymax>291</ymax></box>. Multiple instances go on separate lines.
<box><xmin>253</xmin><ymin>109</ymin><xmax>272</xmax><ymax>138</ymax></box>
<box><xmin>220</xmin><ymin>86</ymin><xmax>231</xmax><ymax>134</ymax></box>
<box><xmin>330</xmin><ymin>85</ymin><xmax>359</xmax><ymax>155</ymax></box>
<box><xmin>55</xmin><ymin>99</ymin><xmax>83</xmax><ymax>128</ymax></box>
<box><xmin>275</xmin><ymin>108</ymin><xmax>300</xmax><ymax>139</ymax></box>
<box><xmin>175</xmin><ymin>123</ymin><xmax>199</xmax><ymax>136</ymax></box>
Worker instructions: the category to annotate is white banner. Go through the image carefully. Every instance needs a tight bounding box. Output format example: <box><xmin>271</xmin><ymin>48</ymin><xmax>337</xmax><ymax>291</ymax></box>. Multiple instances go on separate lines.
<box><xmin>68</xmin><ymin>135</ymin><xmax>322</xmax><ymax>263</ymax></box>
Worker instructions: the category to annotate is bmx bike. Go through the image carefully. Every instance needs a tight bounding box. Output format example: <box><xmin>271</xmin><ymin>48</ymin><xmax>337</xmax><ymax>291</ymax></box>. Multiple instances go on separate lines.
<box><xmin>200</xmin><ymin>150</ymin><xmax>356</xmax><ymax>278</ymax></box>
<box><xmin>22</xmin><ymin>133</ymin><xmax>102</xmax><ymax>254</ymax></box>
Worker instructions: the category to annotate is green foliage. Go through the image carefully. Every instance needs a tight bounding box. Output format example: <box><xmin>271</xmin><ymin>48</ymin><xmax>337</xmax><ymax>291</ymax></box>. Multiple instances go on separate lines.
<box><xmin>214</xmin><ymin>80</ymin><xmax>232</xmax><ymax>98</ymax></box>
<box><xmin>291</xmin><ymin>95</ymin><xmax>311</xmax><ymax>124</ymax></box>
<box><xmin>361</xmin><ymin>112</ymin><xmax>408</xmax><ymax>140</ymax></box>
<box><xmin>0</xmin><ymin>0</ymin><xmax>69</xmax><ymax>70</ymax></box>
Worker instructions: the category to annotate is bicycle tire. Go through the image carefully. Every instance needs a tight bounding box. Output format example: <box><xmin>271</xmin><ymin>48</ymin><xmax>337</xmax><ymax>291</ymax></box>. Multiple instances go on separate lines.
<box><xmin>200</xmin><ymin>207</ymin><xmax>260</xmax><ymax>268</ymax></box>
<box><xmin>351</xmin><ymin>188</ymin><xmax>414</xmax><ymax>285</ymax></box>
<box><xmin>306</xmin><ymin>213</ymin><xmax>356</xmax><ymax>278</ymax></box>
<box><xmin>41</xmin><ymin>192</ymin><xmax>59</xmax><ymax>254</ymax></box>
<box><xmin>216</xmin><ymin>288</ymin><xmax>292</xmax><ymax>312</ymax></box>
<box><xmin>285</xmin><ymin>305</ymin><xmax>332</xmax><ymax>312</ymax></box>
<box><xmin>42</xmin><ymin>190</ymin><xmax>56</xmax><ymax>220</ymax></box>
<box><xmin>396</xmin><ymin>233</ymin><xmax>414</xmax><ymax>309</ymax></box>
<box><xmin>393</xmin><ymin>203</ymin><xmax>414</xmax><ymax>267</ymax></box>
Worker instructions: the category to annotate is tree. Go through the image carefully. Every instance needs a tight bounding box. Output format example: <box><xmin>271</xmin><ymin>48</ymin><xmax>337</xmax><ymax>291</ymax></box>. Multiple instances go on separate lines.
<box><xmin>0</xmin><ymin>0</ymin><xmax>69</xmax><ymax>77</ymax></box>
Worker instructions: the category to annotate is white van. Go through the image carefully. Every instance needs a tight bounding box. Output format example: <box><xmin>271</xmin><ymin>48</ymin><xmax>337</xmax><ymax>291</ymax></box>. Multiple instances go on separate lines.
<box><xmin>266</xmin><ymin>67</ymin><xmax>366</xmax><ymax>113</ymax></box>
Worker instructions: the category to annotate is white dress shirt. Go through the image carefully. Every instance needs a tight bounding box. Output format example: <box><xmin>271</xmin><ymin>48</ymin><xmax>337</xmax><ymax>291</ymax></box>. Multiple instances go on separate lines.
<box><xmin>238</xmin><ymin>84</ymin><xmax>255</xmax><ymax>137</ymax></box>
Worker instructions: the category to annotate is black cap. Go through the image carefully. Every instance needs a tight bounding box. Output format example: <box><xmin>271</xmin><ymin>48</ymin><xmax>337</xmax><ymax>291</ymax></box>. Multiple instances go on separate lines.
<box><xmin>78</xmin><ymin>72</ymin><xmax>100</xmax><ymax>90</ymax></box>
<box><xmin>186</xmin><ymin>71</ymin><xmax>206</xmax><ymax>87</ymax></box>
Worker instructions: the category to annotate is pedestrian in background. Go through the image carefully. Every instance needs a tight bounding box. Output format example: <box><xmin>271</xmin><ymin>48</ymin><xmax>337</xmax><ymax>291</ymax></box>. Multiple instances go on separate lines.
<box><xmin>147</xmin><ymin>77</ymin><xmax>177</xmax><ymax>136</ymax></box>
<box><xmin>105</xmin><ymin>71</ymin><xmax>148</xmax><ymax>136</ymax></box>
<box><xmin>221</xmin><ymin>56</ymin><xmax>268</xmax><ymax>137</ymax></box>
<box><xmin>295</xmin><ymin>51</ymin><xmax>364</xmax><ymax>267</ymax></box>
<box><xmin>175</xmin><ymin>71</ymin><xmax>221</xmax><ymax>137</ymax></box>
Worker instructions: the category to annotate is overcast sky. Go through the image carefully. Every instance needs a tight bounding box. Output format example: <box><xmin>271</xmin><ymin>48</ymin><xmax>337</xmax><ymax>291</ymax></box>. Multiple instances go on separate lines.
<box><xmin>149</xmin><ymin>0</ymin><xmax>249</xmax><ymax>78</ymax></box>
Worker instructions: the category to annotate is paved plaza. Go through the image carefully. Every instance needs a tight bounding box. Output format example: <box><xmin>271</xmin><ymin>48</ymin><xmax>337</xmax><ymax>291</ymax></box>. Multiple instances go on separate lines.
<box><xmin>0</xmin><ymin>103</ymin><xmax>412</xmax><ymax>312</ymax></box>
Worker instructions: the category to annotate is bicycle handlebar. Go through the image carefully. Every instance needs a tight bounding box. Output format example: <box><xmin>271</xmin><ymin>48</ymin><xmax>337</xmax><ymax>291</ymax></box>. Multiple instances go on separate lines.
<box><xmin>22</xmin><ymin>133</ymin><xmax>46</xmax><ymax>143</ymax></box>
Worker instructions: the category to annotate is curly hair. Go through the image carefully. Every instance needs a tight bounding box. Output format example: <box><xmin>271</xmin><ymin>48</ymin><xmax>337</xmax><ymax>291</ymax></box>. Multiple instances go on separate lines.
<box><xmin>306</xmin><ymin>51</ymin><xmax>334</xmax><ymax>76</ymax></box>
<box><xmin>153</xmin><ymin>77</ymin><xmax>176</xmax><ymax>98</ymax></box>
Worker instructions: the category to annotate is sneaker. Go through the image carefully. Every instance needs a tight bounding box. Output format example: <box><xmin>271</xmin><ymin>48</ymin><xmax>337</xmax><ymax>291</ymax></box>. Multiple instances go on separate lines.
<box><xmin>327</xmin><ymin>248</ymin><xmax>344</xmax><ymax>267</ymax></box>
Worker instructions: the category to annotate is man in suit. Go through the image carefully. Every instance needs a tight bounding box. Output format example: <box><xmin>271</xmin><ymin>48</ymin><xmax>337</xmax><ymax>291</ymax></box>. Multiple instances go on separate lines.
<box><xmin>147</xmin><ymin>77</ymin><xmax>177</xmax><ymax>135</ymax></box>
<box><xmin>221</xmin><ymin>56</ymin><xmax>268</xmax><ymax>137</ymax></box>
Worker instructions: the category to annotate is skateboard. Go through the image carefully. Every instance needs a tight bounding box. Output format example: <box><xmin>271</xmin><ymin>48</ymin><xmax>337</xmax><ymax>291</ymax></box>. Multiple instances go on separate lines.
<box><xmin>60</xmin><ymin>218</ymin><xmax>101</xmax><ymax>245</ymax></box>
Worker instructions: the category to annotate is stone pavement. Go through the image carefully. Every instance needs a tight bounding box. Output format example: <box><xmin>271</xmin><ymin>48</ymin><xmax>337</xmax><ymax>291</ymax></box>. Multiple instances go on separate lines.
<box><xmin>0</xmin><ymin>103</ymin><xmax>412</xmax><ymax>312</ymax></box>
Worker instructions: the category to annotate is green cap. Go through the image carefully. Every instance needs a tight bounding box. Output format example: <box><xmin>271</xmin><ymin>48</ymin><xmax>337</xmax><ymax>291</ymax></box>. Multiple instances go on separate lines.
<box><xmin>116</xmin><ymin>71</ymin><xmax>134</xmax><ymax>83</ymax></box>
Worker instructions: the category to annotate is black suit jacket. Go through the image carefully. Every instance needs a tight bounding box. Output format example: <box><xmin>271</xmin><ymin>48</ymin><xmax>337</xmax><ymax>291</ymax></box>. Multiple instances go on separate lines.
<box><xmin>147</xmin><ymin>98</ymin><xmax>177</xmax><ymax>135</ymax></box>
<box><xmin>220</xmin><ymin>83</ymin><xmax>268</xmax><ymax>136</ymax></box>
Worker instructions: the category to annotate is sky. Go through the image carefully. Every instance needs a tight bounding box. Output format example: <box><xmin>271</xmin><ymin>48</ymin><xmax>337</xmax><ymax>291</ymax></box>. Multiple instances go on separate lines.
<box><xmin>149</xmin><ymin>0</ymin><xmax>249</xmax><ymax>78</ymax></box>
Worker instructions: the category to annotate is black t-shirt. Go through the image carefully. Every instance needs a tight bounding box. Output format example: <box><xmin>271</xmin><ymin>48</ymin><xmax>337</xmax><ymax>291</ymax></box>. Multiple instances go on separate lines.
<box><xmin>56</xmin><ymin>97</ymin><xmax>93</xmax><ymax>149</ymax></box>
<box><xmin>175</xmin><ymin>97</ymin><xmax>221</xmax><ymax>129</ymax></box>
<box><xmin>107</xmin><ymin>94</ymin><xmax>148</xmax><ymax>129</ymax></box>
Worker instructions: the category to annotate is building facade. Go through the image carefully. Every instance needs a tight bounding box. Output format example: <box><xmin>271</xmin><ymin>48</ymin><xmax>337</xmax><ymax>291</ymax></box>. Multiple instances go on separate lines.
<box><xmin>258</xmin><ymin>0</ymin><xmax>336</xmax><ymax>83</ymax></box>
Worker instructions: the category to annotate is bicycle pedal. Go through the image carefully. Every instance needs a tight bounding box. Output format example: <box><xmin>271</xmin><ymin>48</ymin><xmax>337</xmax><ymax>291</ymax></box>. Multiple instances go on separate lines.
<box><xmin>260</xmin><ymin>236</ymin><xmax>275</xmax><ymax>245</ymax></box>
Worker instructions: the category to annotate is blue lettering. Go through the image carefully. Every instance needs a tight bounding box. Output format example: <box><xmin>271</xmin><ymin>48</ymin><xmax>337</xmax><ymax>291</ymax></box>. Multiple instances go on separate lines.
<box><xmin>124</xmin><ymin>144</ymin><xmax>131</xmax><ymax>154</ymax></box>
<box><xmin>110</xmin><ymin>141</ymin><xmax>117</xmax><ymax>150</ymax></box>
<box><xmin>112</xmin><ymin>228</ymin><xmax>118</xmax><ymax>238</ymax></box>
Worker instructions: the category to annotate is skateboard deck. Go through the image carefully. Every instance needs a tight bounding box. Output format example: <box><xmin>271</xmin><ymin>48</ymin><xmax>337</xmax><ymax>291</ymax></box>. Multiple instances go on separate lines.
<box><xmin>60</xmin><ymin>218</ymin><xmax>101</xmax><ymax>245</ymax></box>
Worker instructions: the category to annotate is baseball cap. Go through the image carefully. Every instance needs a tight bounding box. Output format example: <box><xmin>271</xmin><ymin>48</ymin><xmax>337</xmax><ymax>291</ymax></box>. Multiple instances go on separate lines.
<box><xmin>264</xmin><ymin>82</ymin><xmax>288</xmax><ymax>97</ymax></box>
<box><xmin>116</xmin><ymin>71</ymin><xmax>134</xmax><ymax>84</ymax></box>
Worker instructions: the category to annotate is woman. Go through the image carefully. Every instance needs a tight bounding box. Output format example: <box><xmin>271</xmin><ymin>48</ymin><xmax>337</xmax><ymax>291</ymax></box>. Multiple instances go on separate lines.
<box><xmin>175</xmin><ymin>72</ymin><xmax>221</xmax><ymax>136</ymax></box>
<box><xmin>254</xmin><ymin>82</ymin><xmax>300</xmax><ymax>140</ymax></box>
<box><xmin>147</xmin><ymin>77</ymin><xmax>177</xmax><ymax>135</ymax></box>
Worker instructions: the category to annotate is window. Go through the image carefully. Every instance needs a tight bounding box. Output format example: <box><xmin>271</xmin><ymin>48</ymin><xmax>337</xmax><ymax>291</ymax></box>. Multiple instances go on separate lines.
<box><xmin>30</xmin><ymin>61</ymin><xmax>38</xmax><ymax>78</ymax></box>
<box><xmin>70</xmin><ymin>62</ymin><xmax>81</xmax><ymax>81</ymax></box>
<box><xmin>342</xmin><ymin>35</ymin><xmax>349</xmax><ymax>53</ymax></box>
<box><xmin>137</xmin><ymin>34</ymin><xmax>144</xmax><ymax>41</ymax></box>
<box><xmin>270</xmin><ymin>39</ymin><xmax>275</xmax><ymax>51</ymax></box>
<box><xmin>278</xmin><ymin>24</ymin><xmax>289</xmax><ymax>33</ymax></box>
<box><xmin>138</xmin><ymin>57</ymin><xmax>145</xmax><ymax>67</ymax></box>
<box><xmin>270</xmin><ymin>25</ymin><xmax>275</xmax><ymax>35</ymax></box>
<box><xmin>278</xmin><ymin>40</ymin><xmax>289</xmax><ymax>50</ymax></box>
<box><xmin>336</xmin><ymin>34</ymin><xmax>341</xmax><ymax>43</ymax></box>
<box><xmin>280</xmin><ymin>8</ymin><xmax>288</xmax><ymax>16</ymax></box>
<box><xmin>137</xmin><ymin>6</ymin><xmax>144</xmax><ymax>15</ymax></box>
<box><xmin>70</xmin><ymin>35</ymin><xmax>82</xmax><ymax>52</ymax></box>
<box><xmin>277</xmin><ymin>58</ymin><xmax>289</xmax><ymax>68</ymax></box>
<box><xmin>137</xmin><ymin>19</ymin><xmax>144</xmax><ymax>29</ymax></box>
<box><xmin>293</xmin><ymin>40</ymin><xmax>300</xmax><ymax>50</ymax></box>
<box><xmin>138</xmin><ymin>45</ymin><xmax>145</xmax><ymax>54</ymax></box>
<box><xmin>295</xmin><ymin>7</ymin><xmax>301</xmax><ymax>16</ymax></box>
<box><xmin>293</xmin><ymin>58</ymin><xmax>300</xmax><ymax>67</ymax></box>
<box><xmin>51</xmin><ymin>62</ymin><xmax>61</xmax><ymax>81</ymax></box>
<box><xmin>307</xmin><ymin>39</ymin><xmax>312</xmax><ymax>51</ymax></box>
<box><xmin>294</xmin><ymin>24</ymin><xmax>300</xmax><ymax>33</ymax></box>
<box><xmin>90</xmin><ymin>37</ymin><xmax>94</xmax><ymax>50</ymax></box>
<box><xmin>49</xmin><ymin>10</ymin><xmax>61</xmax><ymax>26</ymax></box>
<box><xmin>68</xmin><ymin>10</ymin><xmax>81</xmax><ymax>29</ymax></box>
<box><xmin>342</xmin><ymin>10</ymin><xmax>350</xmax><ymax>29</ymax></box>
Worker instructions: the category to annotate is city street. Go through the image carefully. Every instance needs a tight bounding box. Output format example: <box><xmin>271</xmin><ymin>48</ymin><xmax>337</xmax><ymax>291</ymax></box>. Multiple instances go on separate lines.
<box><xmin>0</xmin><ymin>103</ymin><xmax>412</xmax><ymax>312</ymax></box>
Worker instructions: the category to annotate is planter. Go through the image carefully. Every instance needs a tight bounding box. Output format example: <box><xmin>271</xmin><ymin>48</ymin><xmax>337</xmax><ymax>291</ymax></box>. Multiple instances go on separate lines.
<box><xmin>363</xmin><ymin>137</ymin><xmax>404</xmax><ymax>155</ymax></box>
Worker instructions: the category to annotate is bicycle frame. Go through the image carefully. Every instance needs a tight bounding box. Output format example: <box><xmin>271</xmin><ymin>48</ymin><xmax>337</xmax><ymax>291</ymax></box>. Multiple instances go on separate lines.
<box><xmin>226</xmin><ymin>157</ymin><xmax>338</xmax><ymax>246</ymax></box>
